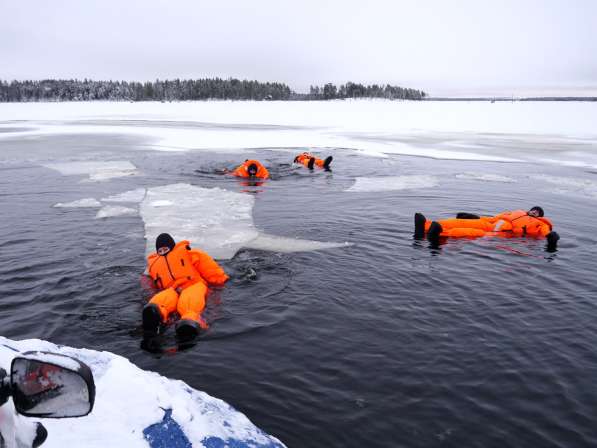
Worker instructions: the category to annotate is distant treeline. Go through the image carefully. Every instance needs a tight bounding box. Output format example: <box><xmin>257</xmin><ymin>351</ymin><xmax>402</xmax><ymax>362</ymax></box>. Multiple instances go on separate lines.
<box><xmin>308</xmin><ymin>82</ymin><xmax>426</xmax><ymax>100</ymax></box>
<box><xmin>0</xmin><ymin>78</ymin><xmax>426</xmax><ymax>102</ymax></box>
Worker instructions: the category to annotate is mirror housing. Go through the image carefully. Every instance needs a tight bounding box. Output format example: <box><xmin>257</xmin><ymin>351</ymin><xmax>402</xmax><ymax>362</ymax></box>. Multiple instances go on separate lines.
<box><xmin>10</xmin><ymin>351</ymin><xmax>95</xmax><ymax>418</ymax></box>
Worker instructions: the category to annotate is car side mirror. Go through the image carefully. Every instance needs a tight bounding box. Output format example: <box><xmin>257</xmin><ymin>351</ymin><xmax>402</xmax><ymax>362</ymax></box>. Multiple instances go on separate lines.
<box><xmin>10</xmin><ymin>351</ymin><xmax>95</xmax><ymax>418</ymax></box>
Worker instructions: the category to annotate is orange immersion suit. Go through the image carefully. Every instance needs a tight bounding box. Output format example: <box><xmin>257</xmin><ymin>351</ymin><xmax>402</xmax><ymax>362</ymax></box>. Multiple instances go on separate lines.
<box><xmin>425</xmin><ymin>210</ymin><xmax>554</xmax><ymax>239</ymax></box>
<box><xmin>146</xmin><ymin>240</ymin><xmax>228</xmax><ymax>328</ymax></box>
<box><xmin>294</xmin><ymin>152</ymin><xmax>326</xmax><ymax>168</ymax></box>
<box><xmin>232</xmin><ymin>160</ymin><xmax>270</xmax><ymax>179</ymax></box>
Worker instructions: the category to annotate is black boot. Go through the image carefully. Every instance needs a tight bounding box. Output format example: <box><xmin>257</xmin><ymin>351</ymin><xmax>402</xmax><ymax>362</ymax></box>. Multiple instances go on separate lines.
<box><xmin>175</xmin><ymin>319</ymin><xmax>200</xmax><ymax>341</ymax></box>
<box><xmin>456</xmin><ymin>212</ymin><xmax>480</xmax><ymax>219</ymax></box>
<box><xmin>323</xmin><ymin>156</ymin><xmax>333</xmax><ymax>170</ymax></box>
<box><xmin>32</xmin><ymin>422</ymin><xmax>48</xmax><ymax>448</ymax></box>
<box><xmin>414</xmin><ymin>213</ymin><xmax>426</xmax><ymax>239</ymax></box>
<box><xmin>427</xmin><ymin>221</ymin><xmax>443</xmax><ymax>244</ymax></box>
<box><xmin>142</xmin><ymin>303</ymin><xmax>162</xmax><ymax>333</ymax></box>
<box><xmin>546</xmin><ymin>231</ymin><xmax>560</xmax><ymax>252</ymax></box>
<box><xmin>307</xmin><ymin>157</ymin><xmax>315</xmax><ymax>169</ymax></box>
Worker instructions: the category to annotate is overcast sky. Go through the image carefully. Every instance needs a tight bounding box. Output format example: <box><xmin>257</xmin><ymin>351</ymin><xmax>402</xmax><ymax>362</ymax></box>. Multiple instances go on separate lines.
<box><xmin>2</xmin><ymin>0</ymin><xmax>596</xmax><ymax>96</ymax></box>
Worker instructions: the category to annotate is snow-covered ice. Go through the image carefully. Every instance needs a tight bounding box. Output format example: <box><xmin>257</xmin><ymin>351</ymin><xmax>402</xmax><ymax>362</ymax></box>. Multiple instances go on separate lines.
<box><xmin>0</xmin><ymin>336</ymin><xmax>285</xmax><ymax>448</ymax></box>
<box><xmin>2</xmin><ymin>100</ymin><xmax>596</xmax><ymax>166</ymax></box>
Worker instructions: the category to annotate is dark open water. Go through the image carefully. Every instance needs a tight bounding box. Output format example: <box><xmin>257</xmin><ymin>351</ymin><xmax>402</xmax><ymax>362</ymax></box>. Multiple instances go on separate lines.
<box><xmin>1</xmin><ymin>129</ymin><xmax>596</xmax><ymax>447</ymax></box>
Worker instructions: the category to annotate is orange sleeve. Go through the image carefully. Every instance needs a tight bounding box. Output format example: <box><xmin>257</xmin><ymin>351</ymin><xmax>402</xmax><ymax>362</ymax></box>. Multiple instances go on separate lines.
<box><xmin>190</xmin><ymin>249</ymin><xmax>229</xmax><ymax>285</ymax></box>
<box><xmin>537</xmin><ymin>217</ymin><xmax>553</xmax><ymax>230</ymax></box>
<box><xmin>232</xmin><ymin>165</ymin><xmax>247</xmax><ymax>177</ymax></box>
<box><xmin>146</xmin><ymin>253</ymin><xmax>158</xmax><ymax>277</ymax></box>
<box><xmin>257</xmin><ymin>165</ymin><xmax>270</xmax><ymax>179</ymax></box>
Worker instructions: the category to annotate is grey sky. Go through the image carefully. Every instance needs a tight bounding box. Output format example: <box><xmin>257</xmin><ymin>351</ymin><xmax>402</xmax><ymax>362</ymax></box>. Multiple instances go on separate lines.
<box><xmin>2</xmin><ymin>0</ymin><xmax>596</xmax><ymax>95</ymax></box>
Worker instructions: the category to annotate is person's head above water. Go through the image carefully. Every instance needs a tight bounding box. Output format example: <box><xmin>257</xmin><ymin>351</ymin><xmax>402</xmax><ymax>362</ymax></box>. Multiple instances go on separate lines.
<box><xmin>156</xmin><ymin>233</ymin><xmax>176</xmax><ymax>255</ymax></box>
<box><xmin>528</xmin><ymin>206</ymin><xmax>544</xmax><ymax>218</ymax></box>
<box><xmin>247</xmin><ymin>163</ymin><xmax>258</xmax><ymax>176</ymax></box>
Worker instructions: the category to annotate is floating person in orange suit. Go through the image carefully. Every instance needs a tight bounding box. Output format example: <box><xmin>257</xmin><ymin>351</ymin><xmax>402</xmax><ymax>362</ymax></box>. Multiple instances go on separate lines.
<box><xmin>414</xmin><ymin>206</ymin><xmax>560</xmax><ymax>251</ymax></box>
<box><xmin>232</xmin><ymin>159</ymin><xmax>270</xmax><ymax>179</ymax></box>
<box><xmin>294</xmin><ymin>151</ymin><xmax>333</xmax><ymax>170</ymax></box>
<box><xmin>142</xmin><ymin>233</ymin><xmax>229</xmax><ymax>340</ymax></box>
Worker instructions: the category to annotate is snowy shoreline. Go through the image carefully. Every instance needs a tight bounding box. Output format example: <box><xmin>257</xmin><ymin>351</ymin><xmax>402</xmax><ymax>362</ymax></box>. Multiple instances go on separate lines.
<box><xmin>1</xmin><ymin>100</ymin><xmax>597</xmax><ymax>167</ymax></box>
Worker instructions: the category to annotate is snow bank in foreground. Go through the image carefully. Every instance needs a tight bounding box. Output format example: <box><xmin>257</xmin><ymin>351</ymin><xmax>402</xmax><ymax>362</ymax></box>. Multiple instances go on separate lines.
<box><xmin>43</xmin><ymin>161</ymin><xmax>138</xmax><ymax>181</ymax></box>
<box><xmin>346</xmin><ymin>175</ymin><xmax>439</xmax><ymax>192</ymax></box>
<box><xmin>53</xmin><ymin>198</ymin><xmax>102</xmax><ymax>208</ymax></box>
<box><xmin>140</xmin><ymin>183</ymin><xmax>350</xmax><ymax>259</ymax></box>
<box><xmin>0</xmin><ymin>337</ymin><xmax>285</xmax><ymax>448</ymax></box>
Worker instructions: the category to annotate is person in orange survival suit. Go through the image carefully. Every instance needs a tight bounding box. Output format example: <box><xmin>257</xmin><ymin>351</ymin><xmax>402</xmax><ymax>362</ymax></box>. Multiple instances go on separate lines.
<box><xmin>294</xmin><ymin>152</ymin><xmax>333</xmax><ymax>170</ymax></box>
<box><xmin>232</xmin><ymin>159</ymin><xmax>270</xmax><ymax>179</ymax></box>
<box><xmin>142</xmin><ymin>233</ymin><xmax>229</xmax><ymax>340</ymax></box>
<box><xmin>414</xmin><ymin>206</ymin><xmax>560</xmax><ymax>250</ymax></box>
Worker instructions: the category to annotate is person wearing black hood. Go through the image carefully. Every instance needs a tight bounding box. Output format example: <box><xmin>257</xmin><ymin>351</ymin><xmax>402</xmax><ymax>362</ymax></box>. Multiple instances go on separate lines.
<box><xmin>142</xmin><ymin>233</ymin><xmax>229</xmax><ymax>340</ymax></box>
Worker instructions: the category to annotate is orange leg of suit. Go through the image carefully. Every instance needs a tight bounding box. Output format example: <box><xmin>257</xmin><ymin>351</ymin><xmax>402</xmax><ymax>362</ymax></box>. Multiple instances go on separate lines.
<box><xmin>177</xmin><ymin>282</ymin><xmax>207</xmax><ymax>324</ymax></box>
<box><xmin>148</xmin><ymin>281</ymin><xmax>208</xmax><ymax>328</ymax></box>
<box><xmin>424</xmin><ymin>218</ymin><xmax>495</xmax><ymax>238</ymax></box>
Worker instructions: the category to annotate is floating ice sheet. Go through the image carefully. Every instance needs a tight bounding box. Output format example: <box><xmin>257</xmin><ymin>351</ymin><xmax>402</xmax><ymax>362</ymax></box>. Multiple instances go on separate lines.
<box><xmin>346</xmin><ymin>175</ymin><xmax>439</xmax><ymax>192</ymax></box>
<box><xmin>0</xmin><ymin>336</ymin><xmax>285</xmax><ymax>448</ymax></box>
<box><xmin>95</xmin><ymin>205</ymin><xmax>137</xmax><ymax>219</ymax></box>
<box><xmin>43</xmin><ymin>161</ymin><xmax>138</xmax><ymax>181</ymax></box>
<box><xmin>101</xmin><ymin>188</ymin><xmax>147</xmax><ymax>203</ymax></box>
<box><xmin>455</xmin><ymin>172</ymin><xmax>516</xmax><ymax>183</ymax></box>
<box><xmin>53</xmin><ymin>198</ymin><xmax>102</xmax><ymax>208</ymax></box>
<box><xmin>140</xmin><ymin>183</ymin><xmax>349</xmax><ymax>259</ymax></box>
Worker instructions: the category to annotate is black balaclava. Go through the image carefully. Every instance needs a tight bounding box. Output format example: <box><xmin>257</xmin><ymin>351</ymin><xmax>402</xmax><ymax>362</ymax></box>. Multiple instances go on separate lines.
<box><xmin>529</xmin><ymin>206</ymin><xmax>544</xmax><ymax>217</ymax></box>
<box><xmin>156</xmin><ymin>233</ymin><xmax>176</xmax><ymax>252</ymax></box>
<box><xmin>247</xmin><ymin>163</ymin><xmax>258</xmax><ymax>176</ymax></box>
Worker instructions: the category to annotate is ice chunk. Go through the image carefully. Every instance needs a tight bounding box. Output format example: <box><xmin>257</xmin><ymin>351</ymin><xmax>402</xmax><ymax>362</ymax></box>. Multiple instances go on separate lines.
<box><xmin>455</xmin><ymin>172</ymin><xmax>516</xmax><ymax>183</ymax></box>
<box><xmin>95</xmin><ymin>206</ymin><xmax>137</xmax><ymax>219</ymax></box>
<box><xmin>53</xmin><ymin>198</ymin><xmax>101</xmax><ymax>208</ymax></box>
<box><xmin>101</xmin><ymin>188</ymin><xmax>146</xmax><ymax>203</ymax></box>
<box><xmin>347</xmin><ymin>175</ymin><xmax>438</xmax><ymax>192</ymax></box>
<box><xmin>44</xmin><ymin>161</ymin><xmax>137</xmax><ymax>181</ymax></box>
<box><xmin>140</xmin><ymin>184</ymin><xmax>348</xmax><ymax>259</ymax></box>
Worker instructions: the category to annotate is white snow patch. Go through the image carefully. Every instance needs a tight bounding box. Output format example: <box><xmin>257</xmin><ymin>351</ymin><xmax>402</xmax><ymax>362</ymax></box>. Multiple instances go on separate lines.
<box><xmin>95</xmin><ymin>205</ymin><xmax>137</xmax><ymax>219</ymax></box>
<box><xmin>140</xmin><ymin>183</ymin><xmax>349</xmax><ymax>259</ymax></box>
<box><xmin>43</xmin><ymin>161</ymin><xmax>137</xmax><ymax>181</ymax></box>
<box><xmin>53</xmin><ymin>198</ymin><xmax>101</xmax><ymax>208</ymax></box>
<box><xmin>101</xmin><ymin>188</ymin><xmax>146</xmax><ymax>203</ymax></box>
<box><xmin>17</xmin><ymin>351</ymin><xmax>83</xmax><ymax>371</ymax></box>
<box><xmin>347</xmin><ymin>175</ymin><xmax>439</xmax><ymax>192</ymax></box>
<box><xmin>0</xmin><ymin>336</ymin><xmax>285</xmax><ymax>448</ymax></box>
<box><xmin>455</xmin><ymin>172</ymin><xmax>516</xmax><ymax>183</ymax></box>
